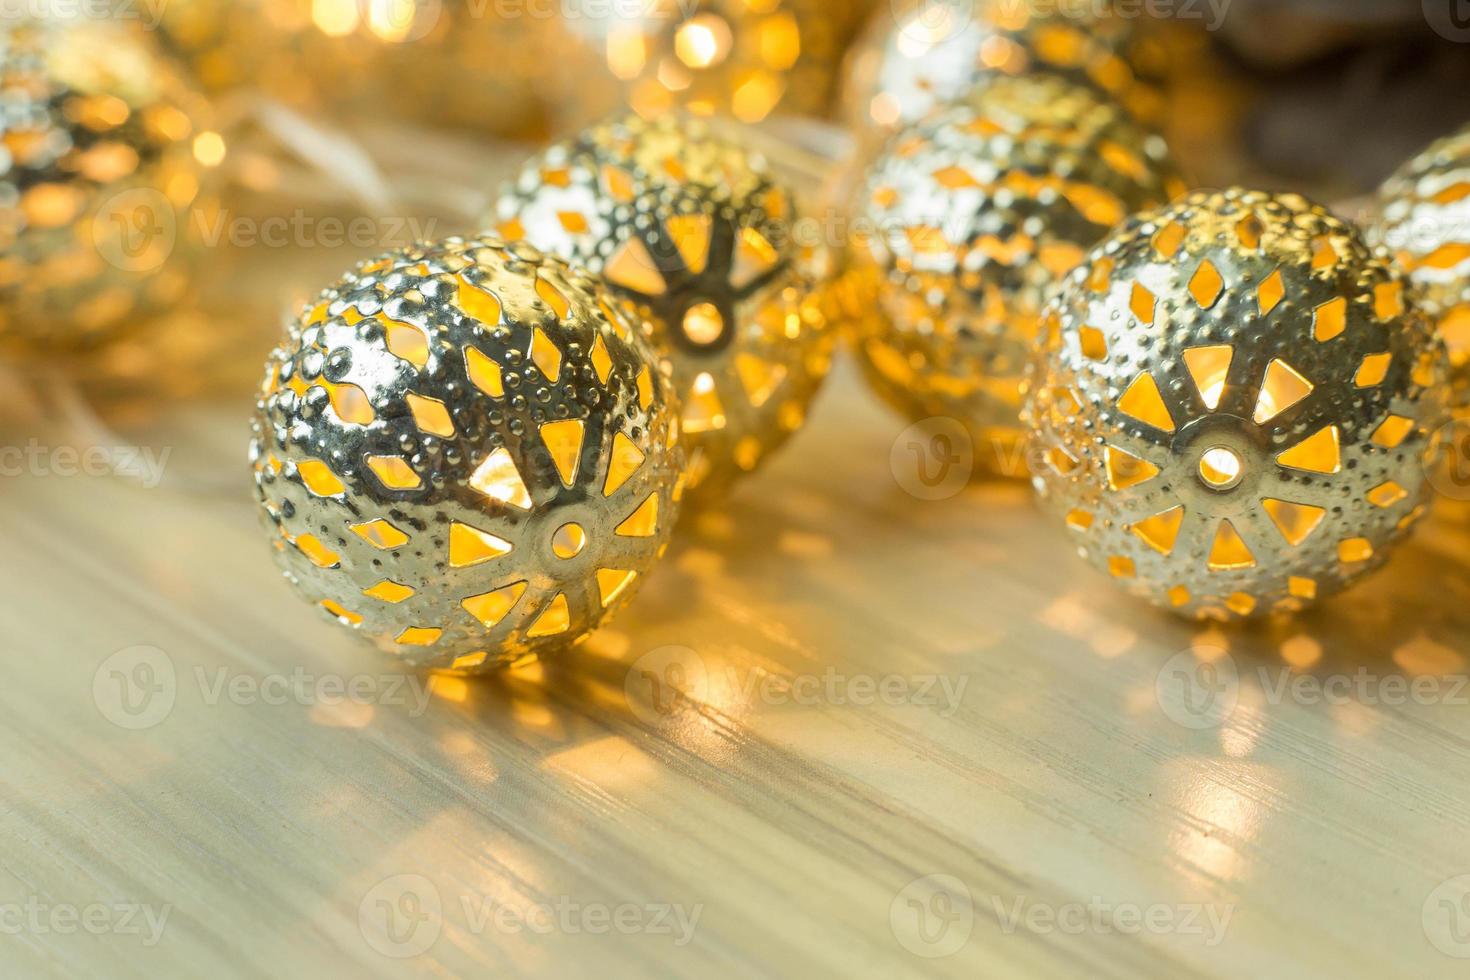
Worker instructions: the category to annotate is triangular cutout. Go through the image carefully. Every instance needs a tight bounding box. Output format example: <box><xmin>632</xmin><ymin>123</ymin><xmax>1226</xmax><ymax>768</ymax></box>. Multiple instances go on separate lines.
<box><xmin>1183</xmin><ymin>345</ymin><xmax>1233</xmax><ymax>410</ymax></box>
<box><xmin>1254</xmin><ymin>358</ymin><xmax>1313</xmax><ymax>423</ymax></box>
<box><xmin>615</xmin><ymin>493</ymin><xmax>659</xmax><ymax>537</ymax></box>
<box><xmin>469</xmin><ymin>447</ymin><xmax>533</xmax><ymax>509</ymax></box>
<box><xmin>449</xmin><ymin>521</ymin><xmax>513</xmax><ymax>568</ymax></box>
<box><xmin>1262</xmin><ymin>498</ymin><xmax>1326</xmax><ymax>546</ymax></box>
<box><xmin>541</xmin><ymin>419</ymin><xmax>585</xmax><ymax>487</ymax></box>
<box><xmin>682</xmin><ymin>372</ymin><xmax>726</xmax><ymax>433</ymax></box>
<box><xmin>605</xmin><ymin>237</ymin><xmax>666</xmax><ymax>295</ymax></box>
<box><xmin>603</xmin><ymin>432</ymin><xmax>645</xmax><ymax>497</ymax></box>
<box><xmin>736</xmin><ymin>353</ymin><xmax>785</xmax><ymax>408</ymax></box>
<box><xmin>1105</xmin><ymin>444</ymin><xmax>1160</xmax><ymax>491</ymax></box>
<box><xmin>596</xmin><ymin>569</ymin><xmax>638</xmax><ymax>608</ymax></box>
<box><xmin>525</xmin><ymin>593</ymin><xmax>570</xmax><ymax>638</ymax></box>
<box><xmin>1129</xmin><ymin>505</ymin><xmax>1184</xmax><ymax>555</ymax></box>
<box><xmin>461</xmin><ymin>581</ymin><xmax>527</xmax><ymax>628</ymax></box>
<box><xmin>666</xmin><ymin>214</ymin><xmax>711</xmax><ymax>274</ymax></box>
<box><xmin>1208</xmin><ymin>520</ymin><xmax>1256</xmax><ymax>570</ymax></box>
<box><xmin>1116</xmin><ymin>371</ymin><xmax>1175</xmax><ymax>432</ymax></box>
<box><xmin>732</xmin><ymin>227</ymin><xmax>780</xmax><ymax>289</ymax></box>
<box><xmin>1276</xmin><ymin>425</ymin><xmax>1340</xmax><ymax>474</ymax></box>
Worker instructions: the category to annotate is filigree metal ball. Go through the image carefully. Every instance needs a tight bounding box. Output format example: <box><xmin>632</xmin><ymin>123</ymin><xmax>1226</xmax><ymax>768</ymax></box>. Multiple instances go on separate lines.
<box><xmin>1025</xmin><ymin>189</ymin><xmax>1446</xmax><ymax>620</ymax></box>
<box><xmin>249</xmin><ymin>238</ymin><xmax>684</xmax><ymax>672</ymax></box>
<box><xmin>494</xmin><ymin>113</ymin><xmax>832</xmax><ymax>496</ymax></box>
<box><xmin>841</xmin><ymin>0</ymin><xmax>1162</xmax><ymax>137</ymax></box>
<box><xmin>1</xmin><ymin>17</ymin><xmax>211</xmax><ymax>349</ymax></box>
<box><xmin>850</xmin><ymin>75</ymin><xmax>1182</xmax><ymax>475</ymax></box>
<box><xmin>1369</xmin><ymin>123</ymin><xmax>1470</xmax><ymax>409</ymax></box>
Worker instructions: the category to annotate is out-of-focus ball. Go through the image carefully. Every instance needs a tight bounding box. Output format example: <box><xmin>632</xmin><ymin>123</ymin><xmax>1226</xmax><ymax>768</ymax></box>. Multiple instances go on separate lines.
<box><xmin>249</xmin><ymin>237</ymin><xmax>684</xmax><ymax>672</ymax></box>
<box><xmin>1370</xmin><ymin>123</ymin><xmax>1470</xmax><ymax>410</ymax></box>
<box><xmin>564</xmin><ymin>0</ymin><xmax>872</xmax><ymax>124</ymax></box>
<box><xmin>850</xmin><ymin>74</ymin><xmax>1183</xmax><ymax>475</ymax></box>
<box><xmin>1025</xmin><ymin>189</ymin><xmax>1446</xmax><ymax>620</ymax></box>
<box><xmin>0</xmin><ymin>16</ymin><xmax>214</xmax><ymax>350</ymax></box>
<box><xmin>494</xmin><ymin>113</ymin><xmax>832</xmax><ymax>497</ymax></box>
<box><xmin>156</xmin><ymin>0</ymin><xmax>581</xmax><ymax>137</ymax></box>
<box><xmin>841</xmin><ymin>0</ymin><xmax>1163</xmax><ymax>138</ymax></box>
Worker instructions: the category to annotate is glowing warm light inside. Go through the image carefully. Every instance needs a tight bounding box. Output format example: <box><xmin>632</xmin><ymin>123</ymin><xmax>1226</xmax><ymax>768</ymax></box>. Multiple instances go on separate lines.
<box><xmin>1198</xmin><ymin>447</ymin><xmax>1243</xmax><ymax>490</ymax></box>
<box><xmin>192</xmin><ymin>131</ymin><xmax>226</xmax><ymax>167</ymax></box>
<box><xmin>682</xmin><ymin>302</ymin><xmax>724</xmax><ymax>345</ymax></box>
<box><xmin>552</xmin><ymin>522</ymin><xmax>587</xmax><ymax>560</ymax></box>
<box><xmin>674</xmin><ymin>14</ymin><xmax>733</xmax><ymax>69</ymax></box>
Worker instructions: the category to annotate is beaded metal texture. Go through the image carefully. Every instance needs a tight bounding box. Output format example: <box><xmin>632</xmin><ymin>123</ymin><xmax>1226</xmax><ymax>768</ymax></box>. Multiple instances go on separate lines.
<box><xmin>1370</xmin><ymin>123</ymin><xmax>1470</xmax><ymax>409</ymax></box>
<box><xmin>495</xmin><ymin>114</ymin><xmax>832</xmax><ymax>497</ymax></box>
<box><xmin>1</xmin><ymin>17</ymin><xmax>209</xmax><ymax>349</ymax></box>
<box><xmin>841</xmin><ymin>0</ymin><xmax>1162</xmax><ymax>137</ymax></box>
<box><xmin>850</xmin><ymin>74</ymin><xmax>1183</xmax><ymax>475</ymax></box>
<box><xmin>1025</xmin><ymin>189</ymin><xmax>1446</xmax><ymax>620</ymax></box>
<box><xmin>250</xmin><ymin>238</ymin><xmax>683</xmax><ymax>672</ymax></box>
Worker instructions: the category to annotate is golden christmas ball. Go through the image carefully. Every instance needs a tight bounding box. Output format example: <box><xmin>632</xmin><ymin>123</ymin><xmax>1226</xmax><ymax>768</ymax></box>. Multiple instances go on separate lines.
<box><xmin>1025</xmin><ymin>189</ymin><xmax>1446</xmax><ymax>620</ymax></box>
<box><xmin>850</xmin><ymin>74</ymin><xmax>1183</xmax><ymax>475</ymax></box>
<box><xmin>249</xmin><ymin>237</ymin><xmax>684</xmax><ymax>672</ymax></box>
<box><xmin>494</xmin><ymin>113</ymin><xmax>832</xmax><ymax>496</ymax></box>
<box><xmin>1369</xmin><ymin>123</ymin><xmax>1470</xmax><ymax>410</ymax></box>
<box><xmin>156</xmin><ymin>0</ymin><xmax>582</xmax><ymax>137</ymax></box>
<box><xmin>841</xmin><ymin>0</ymin><xmax>1162</xmax><ymax>138</ymax></box>
<box><xmin>565</xmin><ymin>0</ymin><xmax>872</xmax><ymax>124</ymax></box>
<box><xmin>1</xmin><ymin>16</ymin><xmax>214</xmax><ymax>350</ymax></box>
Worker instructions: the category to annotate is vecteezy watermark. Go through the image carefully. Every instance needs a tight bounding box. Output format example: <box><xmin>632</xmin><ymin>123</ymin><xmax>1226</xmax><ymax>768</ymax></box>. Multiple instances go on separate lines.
<box><xmin>0</xmin><ymin>0</ymin><xmax>170</xmax><ymax>29</ymax></box>
<box><xmin>1424</xmin><ymin>874</ymin><xmax>1470</xmax><ymax>958</ymax></box>
<box><xmin>1156</xmin><ymin>647</ymin><xmax>1470</xmax><ymax>729</ymax></box>
<box><xmin>92</xmin><ymin>188</ymin><xmax>176</xmax><ymax>275</ymax></box>
<box><xmin>0</xmin><ymin>896</ymin><xmax>171</xmax><ymax>947</ymax></box>
<box><xmin>890</xmin><ymin>417</ymin><xmax>975</xmax><ymax>501</ymax></box>
<box><xmin>0</xmin><ymin>440</ymin><xmax>171</xmax><ymax>489</ymax></box>
<box><xmin>192</xmin><ymin>210</ymin><xmax>441</xmax><ymax>252</ymax></box>
<box><xmin>890</xmin><ymin>874</ymin><xmax>974</xmax><ymax>959</ymax></box>
<box><xmin>1426</xmin><ymin>418</ymin><xmax>1470</xmax><ymax>501</ymax></box>
<box><xmin>1424</xmin><ymin>0</ymin><xmax>1470</xmax><ymax>42</ymax></box>
<box><xmin>358</xmin><ymin>875</ymin><xmax>702</xmax><ymax>959</ymax></box>
<box><xmin>623</xmin><ymin>645</ymin><xmax>970</xmax><ymax>726</ymax></box>
<box><xmin>92</xmin><ymin>646</ymin><xmax>434</xmax><ymax>730</ymax></box>
<box><xmin>991</xmin><ymin>895</ymin><xmax>1234</xmax><ymax>946</ymax></box>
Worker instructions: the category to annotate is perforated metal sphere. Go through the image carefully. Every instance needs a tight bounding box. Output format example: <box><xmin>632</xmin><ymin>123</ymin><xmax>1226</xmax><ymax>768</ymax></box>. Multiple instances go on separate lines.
<box><xmin>850</xmin><ymin>74</ymin><xmax>1182</xmax><ymax>475</ymax></box>
<box><xmin>249</xmin><ymin>238</ymin><xmax>684</xmax><ymax>672</ymax></box>
<box><xmin>0</xmin><ymin>17</ymin><xmax>211</xmax><ymax>349</ymax></box>
<box><xmin>1024</xmin><ymin>189</ymin><xmax>1447</xmax><ymax>620</ymax></box>
<box><xmin>841</xmin><ymin>0</ymin><xmax>1162</xmax><ymax>138</ymax></box>
<box><xmin>494</xmin><ymin>113</ymin><xmax>832</xmax><ymax>497</ymax></box>
<box><xmin>1369</xmin><ymin>123</ymin><xmax>1470</xmax><ymax>410</ymax></box>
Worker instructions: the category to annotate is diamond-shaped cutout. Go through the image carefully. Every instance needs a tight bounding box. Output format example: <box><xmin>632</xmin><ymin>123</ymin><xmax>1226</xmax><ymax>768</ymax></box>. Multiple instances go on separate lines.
<box><xmin>1277</xmin><ymin>425</ymin><xmax>1340</xmax><ymax>473</ymax></box>
<box><xmin>1078</xmin><ymin>325</ymin><xmax>1107</xmax><ymax>361</ymax></box>
<box><xmin>327</xmin><ymin>383</ymin><xmax>374</xmax><ymax>425</ymax></box>
<box><xmin>1313</xmin><ymin>297</ymin><xmax>1346</xmax><ymax>342</ymax></box>
<box><xmin>1108</xmin><ymin>555</ymin><xmax>1136</xmax><ymax>578</ymax></box>
<box><xmin>615</xmin><ymin>493</ymin><xmax>659</xmax><ymax>537</ymax></box>
<box><xmin>535</xmin><ymin>276</ymin><xmax>570</xmax><ymax>320</ymax></box>
<box><xmin>1354</xmin><ymin>352</ymin><xmax>1392</xmax><ymax>387</ymax></box>
<box><xmin>1116</xmin><ymin>371</ymin><xmax>1174</xmax><ymax>432</ymax></box>
<box><xmin>590</xmin><ymin>334</ymin><xmax>613</xmax><ymax>385</ymax></box>
<box><xmin>1188</xmin><ymin>259</ymin><xmax>1223</xmax><ymax>308</ymax></box>
<box><xmin>1236</xmin><ymin>213</ymin><xmax>1264</xmax><ymax>249</ymax></box>
<box><xmin>1374</xmin><ymin>281</ymin><xmax>1403</xmax><ymax>319</ymax></box>
<box><xmin>449</xmin><ymin>521</ymin><xmax>513</xmax><ymax>568</ymax></box>
<box><xmin>395</xmin><ymin>627</ymin><xmax>442</xmax><ymax>647</ymax></box>
<box><xmin>1130</xmin><ymin>505</ymin><xmax>1184</xmax><ymax>555</ymax></box>
<box><xmin>1182</xmin><ymin>345</ymin><xmax>1233</xmax><ymax>410</ymax></box>
<box><xmin>320</xmin><ymin>600</ymin><xmax>362</xmax><ymax>625</ymax></box>
<box><xmin>1208</xmin><ymin>520</ymin><xmax>1255</xmax><ymax>570</ymax></box>
<box><xmin>1087</xmin><ymin>257</ymin><xmax>1114</xmax><ymax>293</ymax></box>
<box><xmin>933</xmin><ymin>165</ymin><xmax>979</xmax><ymax>189</ymax></box>
<box><xmin>455</xmin><ymin>275</ymin><xmax>502</xmax><ymax>326</ymax></box>
<box><xmin>1258</xmin><ymin>268</ymin><xmax>1285</xmax><ymax>314</ymax></box>
<box><xmin>596</xmin><ymin>568</ymin><xmax>638</xmax><ymax>608</ymax></box>
<box><xmin>297</xmin><ymin>459</ymin><xmax>346</xmax><ymax>497</ymax></box>
<box><xmin>1153</xmin><ymin>221</ymin><xmax>1185</xmax><ymax>259</ymax></box>
<box><xmin>465</xmin><ymin>346</ymin><xmax>504</xmax><ymax>398</ymax></box>
<box><xmin>556</xmin><ymin>210</ymin><xmax>589</xmax><ymax>234</ymax></box>
<box><xmin>1129</xmin><ymin>283</ymin><xmax>1156</xmax><ymax>324</ymax></box>
<box><xmin>525</xmin><ymin>593</ymin><xmax>570</xmax><ymax>637</ymax></box>
<box><xmin>461</xmin><ymin>581</ymin><xmax>527</xmax><ymax>628</ymax></box>
<box><xmin>530</xmin><ymin>328</ymin><xmax>562</xmax><ymax>382</ymax></box>
<box><xmin>1262</xmin><ymin>498</ymin><xmax>1325</xmax><ymax>546</ymax></box>
<box><xmin>469</xmin><ymin>447</ymin><xmax>532</xmax><ymax>509</ymax></box>
<box><xmin>406</xmin><ymin>393</ymin><xmax>455</xmax><ymax>438</ymax></box>
<box><xmin>636</xmin><ymin>366</ymin><xmax>654</xmax><ymax>411</ymax></box>
<box><xmin>383</xmin><ymin>316</ymin><xmax>429</xmax><ymax>367</ymax></box>
<box><xmin>603</xmin><ymin>431</ymin><xmax>645</xmax><ymax>497</ymax></box>
<box><xmin>1105</xmin><ymin>444</ymin><xmax>1160</xmax><ymax>490</ymax></box>
<box><xmin>541</xmin><ymin>419</ymin><xmax>585</xmax><ymax>487</ymax></box>
<box><xmin>1310</xmin><ymin>235</ymin><xmax>1338</xmax><ymax>270</ymax></box>
<box><xmin>1371</xmin><ymin>415</ymin><xmax>1414</xmax><ymax>448</ymax></box>
<box><xmin>1367</xmin><ymin>481</ymin><xmax>1407</xmax><ymax>507</ymax></box>
<box><xmin>366</xmin><ymin>455</ymin><xmax>421</xmax><ymax>491</ymax></box>
<box><xmin>352</xmin><ymin>519</ymin><xmax>409</xmax><ymax>550</ymax></box>
<box><xmin>363</xmin><ymin>580</ymin><xmax>415</xmax><ymax>603</ymax></box>
<box><xmin>1339</xmin><ymin>538</ymin><xmax>1374</xmax><ymax>563</ymax></box>
<box><xmin>1254</xmin><ymin>358</ymin><xmax>1313</xmax><ymax>423</ymax></box>
<box><xmin>295</xmin><ymin>534</ymin><xmax>340</xmax><ymax>568</ymax></box>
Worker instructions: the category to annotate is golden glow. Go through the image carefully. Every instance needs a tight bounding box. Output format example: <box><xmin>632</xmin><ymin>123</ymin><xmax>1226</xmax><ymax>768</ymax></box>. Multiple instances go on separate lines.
<box><xmin>1198</xmin><ymin>447</ymin><xmax>1243</xmax><ymax>490</ymax></box>
<box><xmin>674</xmin><ymin>14</ymin><xmax>733</xmax><ymax>69</ymax></box>
<box><xmin>192</xmin><ymin>130</ymin><xmax>226</xmax><ymax>167</ymax></box>
<box><xmin>682</xmin><ymin>302</ymin><xmax>724</xmax><ymax>345</ymax></box>
<box><xmin>551</xmin><ymin>522</ymin><xmax>587</xmax><ymax>559</ymax></box>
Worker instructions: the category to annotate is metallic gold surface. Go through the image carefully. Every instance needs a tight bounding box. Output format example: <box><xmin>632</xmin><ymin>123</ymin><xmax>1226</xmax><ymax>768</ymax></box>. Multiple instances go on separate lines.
<box><xmin>1026</xmin><ymin>189</ymin><xmax>1446</xmax><ymax>619</ymax></box>
<box><xmin>494</xmin><ymin>113</ymin><xmax>832</xmax><ymax>497</ymax></box>
<box><xmin>1370</xmin><ymin>123</ymin><xmax>1470</xmax><ymax>410</ymax></box>
<box><xmin>0</xmin><ymin>16</ymin><xmax>212</xmax><ymax>350</ymax></box>
<box><xmin>841</xmin><ymin>0</ymin><xmax>1163</xmax><ymax>138</ymax></box>
<box><xmin>249</xmin><ymin>238</ymin><xmax>683</xmax><ymax>671</ymax></box>
<box><xmin>850</xmin><ymin>75</ymin><xmax>1182</xmax><ymax>476</ymax></box>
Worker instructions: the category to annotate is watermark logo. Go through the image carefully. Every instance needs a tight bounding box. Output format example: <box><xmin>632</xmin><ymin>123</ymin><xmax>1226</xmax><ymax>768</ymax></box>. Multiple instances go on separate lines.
<box><xmin>1155</xmin><ymin>647</ymin><xmax>1238</xmax><ymax>730</ymax></box>
<box><xmin>894</xmin><ymin>0</ymin><xmax>975</xmax><ymax>47</ymax></box>
<box><xmin>93</xmin><ymin>645</ymin><xmax>177</xmax><ymax>731</ymax></box>
<box><xmin>992</xmin><ymin>895</ymin><xmax>1233</xmax><ymax>945</ymax></box>
<box><xmin>0</xmin><ymin>897</ymin><xmax>171</xmax><ymax>946</ymax></box>
<box><xmin>890</xmin><ymin>874</ymin><xmax>974</xmax><ymax>958</ymax></box>
<box><xmin>890</xmin><ymin>417</ymin><xmax>974</xmax><ymax>501</ymax></box>
<box><xmin>0</xmin><ymin>440</ymin><xmax>172</xmax><ymax>488</ymax></box>
<box><xmin>624</xmin><ymin>644</ymin><xmax>710</xmax><ymax>726</ymax></box>
<box><xmin>360</xmin><ymin>875</ymin><xmax>443</xmax><ymax>959</ymax></box>
<box><xmin>92</xmin><ymin>188</ymin><xmax>175</xmax><ymax>274</ymax></box>
<box><xmin>1426</xmin><ymin>418</ymin><xmax>1470</xmax><ymax>500</ymax></box>
<box><xmin>1424</xmin><ymin>874</ymin><xmax>1470</xmax><ymax>957</ymax></box>
<box><xmin>1425</xmin><ymin>0</ymin><xmax>1470</xmax><ymax>42</ymax></box>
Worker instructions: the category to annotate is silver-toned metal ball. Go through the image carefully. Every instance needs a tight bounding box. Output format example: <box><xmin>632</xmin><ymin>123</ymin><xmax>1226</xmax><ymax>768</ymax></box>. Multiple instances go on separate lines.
<box><xmin>250</xmin><ymin>238</ymin><xmax>683</xmax><ymax>672</ymax></box>
<box><xmin>1025</xmin><ymin>189</ymin><xmax>1447</xmax><ymax>620</ymax></box>
<box><xmin>850</xmin><ymin>74</ymin><xmax>1183</xmax><ymax>475</ymax></box>
<box><xmin>493</xmin><ymin>113</ymin><xmax>833</xmax><ymax>497</ymax></box>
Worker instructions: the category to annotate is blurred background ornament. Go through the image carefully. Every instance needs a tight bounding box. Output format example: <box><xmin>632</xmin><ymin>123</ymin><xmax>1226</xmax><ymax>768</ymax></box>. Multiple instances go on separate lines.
<box><xmin>562</xmin><ymin>0</ymin><xmax>873</xmax><ymax>125</ymax></box>
<box><xmin>0</xmin><ymin>15</ymin><xmax>218</xmax><ymax>352</ymax></box>
<box><xmin>155</xmin><ymin>0</ymin><xmax>588</xmax><ymax>139</ymax></box>
<box><xmin>840</xmin><ymin>0</ymin><xmax>1165</xmax><ymax>141</ymax></box>
<box><xmin>849</xmin><ymin>74</ymin><xmax>1183</xmax><ymax>476</ymax></box>
<box><xmin>249</xmin><ymin>237</ymin><xmax>683</xmax><ymax>671</ymax></box>
<box><xmin>1026</xmin><ymin>189</ymin><xmax>1445</xmax><ymax>620</ymax></box>
<box><xmin>494</xmin><ymin>113</ymin><xmax>833</xmax><ymax>497</ymax></box>
<box><xmin>1369</xmin><ymin>123</ymin><xmax>1470</xmax><ymax>411</ymax></box>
